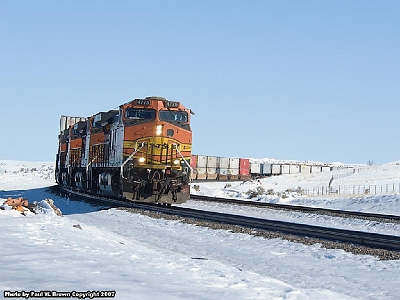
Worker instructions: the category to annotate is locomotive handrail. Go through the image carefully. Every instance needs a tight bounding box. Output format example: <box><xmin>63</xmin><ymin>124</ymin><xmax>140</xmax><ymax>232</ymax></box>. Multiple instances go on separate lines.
<box><xmin>86</xmin><ymin>154</ymin><xmax>100</xmax><ymax>170</ymax></box>
<box><xmin>174</xmin><ymin>143</ymin><xmax>193</xmax><ymax>172</ymax></box>
<box><xmin>120</xmin><ymin>142</ymin><xmax>145</xmax><ymax>180</ymax></box>
<box><xmin>85</xmin><ymin>154</ymin><xmax>101</xmax><ymax>190</ymax></box>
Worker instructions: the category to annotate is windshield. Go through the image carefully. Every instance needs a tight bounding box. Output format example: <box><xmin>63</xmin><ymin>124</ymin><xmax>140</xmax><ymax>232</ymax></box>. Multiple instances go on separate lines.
<box><xmin>159</xmin><ymin>110</ymin><xmax>188</xmax><ymax>122</ymax></box>
<box><xmin>126</xmin><ymin>108</ymin><xmax>156</xmax><ymax>120</ymax></box>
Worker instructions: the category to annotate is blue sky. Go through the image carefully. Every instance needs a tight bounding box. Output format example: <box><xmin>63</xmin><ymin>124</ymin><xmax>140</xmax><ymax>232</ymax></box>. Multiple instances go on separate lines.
<box><xmin>1</xmin><ymin>0</ymin><xmax>399</xmax><ymax>164</ymax></box>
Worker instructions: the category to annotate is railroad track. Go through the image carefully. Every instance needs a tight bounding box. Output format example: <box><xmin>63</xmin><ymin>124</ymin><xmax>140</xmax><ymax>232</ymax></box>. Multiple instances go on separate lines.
<box><xmin>190</xmin><ymin>194</ymin><xmax>400</xmax><ymax>222</ymax></box>
<box><xmin>140</xmin><ymin>205</ymin><xmax>400</xmax><ymax>251</ymax></box>
<box><xmin>52</xmin><ymin>186</ymin><xmax>400</xmax><ymax>251</ymax></box>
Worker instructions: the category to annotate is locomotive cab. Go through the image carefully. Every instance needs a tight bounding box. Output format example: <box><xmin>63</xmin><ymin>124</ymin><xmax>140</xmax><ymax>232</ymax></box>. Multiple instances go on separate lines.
<box><xmin>120</xmin><ymin>97</ymin><xmax>192</xmax><ymax>204</ymax></box>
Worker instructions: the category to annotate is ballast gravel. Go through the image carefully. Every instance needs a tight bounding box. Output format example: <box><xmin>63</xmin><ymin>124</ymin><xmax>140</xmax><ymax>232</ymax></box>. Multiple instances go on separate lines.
<box><xmin>120</xmin><ymin>207</ymin><xmax>400</xmax><ymax>261</ymax></box>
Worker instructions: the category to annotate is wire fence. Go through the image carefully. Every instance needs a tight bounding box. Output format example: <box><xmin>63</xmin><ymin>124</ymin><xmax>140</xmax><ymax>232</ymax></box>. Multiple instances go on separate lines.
<box><xmin>331</xmin><ymin>169</ymin><xmax>358</xmax><ymax>180</ymax></box>
<box><xmin>304</xmin><ymin>183</ymin><xmax>400</xmax><ymax>196</ymax></box>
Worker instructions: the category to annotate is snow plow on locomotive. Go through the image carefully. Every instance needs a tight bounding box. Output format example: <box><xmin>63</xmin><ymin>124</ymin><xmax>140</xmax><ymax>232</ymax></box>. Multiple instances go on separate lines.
<box><xmin>55</xmin><ymin>96</ymin><xmax>193</xmax><ymax>205</ymax></box>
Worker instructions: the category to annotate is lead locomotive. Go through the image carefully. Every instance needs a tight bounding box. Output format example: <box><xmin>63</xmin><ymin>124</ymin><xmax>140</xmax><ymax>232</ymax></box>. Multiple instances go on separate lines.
<box><xmin>55</xmin><ymin>96</ymin><xmax>193</xmax><ymax>204</ymax></box>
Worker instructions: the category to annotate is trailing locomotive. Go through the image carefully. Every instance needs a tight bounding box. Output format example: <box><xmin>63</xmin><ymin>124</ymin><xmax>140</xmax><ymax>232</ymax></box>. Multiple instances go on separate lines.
<box><xmin>55</xmin><ymin>96</ymin><xmax>193</xmax><ymax>205</ymax></box>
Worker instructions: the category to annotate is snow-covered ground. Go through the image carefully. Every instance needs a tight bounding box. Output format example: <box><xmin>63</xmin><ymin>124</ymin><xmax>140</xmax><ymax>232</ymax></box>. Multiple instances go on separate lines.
<box><xmin>1</xmin><ymin>160</ymin><xmax>400</xmax><ymax>299</ymax></box>
<box><xmin>186</xmin><ymin>161</ymin><xmax>400</xmax><ymax>238</ymax></box>
<box><xmin>190</xmin><ymin>160</ymin><xmax>400</xmax><ymax>203</ymax></box>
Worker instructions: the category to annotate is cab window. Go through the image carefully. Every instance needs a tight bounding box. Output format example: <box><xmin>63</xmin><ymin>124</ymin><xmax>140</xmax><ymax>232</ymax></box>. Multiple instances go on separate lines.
<box><xmin>126</xmin><ymin>108</ymin><xmax>156</xmax><ymax>120</ymax></box>
<box><xmin>159</xmin><ymin>110</ymin><xmax>188</xmax><ymax>122</ymax></box>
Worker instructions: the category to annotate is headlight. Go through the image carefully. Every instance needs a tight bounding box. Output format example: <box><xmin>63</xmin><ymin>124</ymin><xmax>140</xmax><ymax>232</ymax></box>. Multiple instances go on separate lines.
<box><xmin>138</xmin><ymin>157</ymin><xmax>146</xmax><ymax>163</ymax></box>
<box><xmin>156</xmin><ymin>125</ymin><xmax>163</xmax><ymax>135</ymax></box>
<box><xmin>173</xmin><ymin>159</ymin><xmax>180</xmax><ymax>165</ymax></box>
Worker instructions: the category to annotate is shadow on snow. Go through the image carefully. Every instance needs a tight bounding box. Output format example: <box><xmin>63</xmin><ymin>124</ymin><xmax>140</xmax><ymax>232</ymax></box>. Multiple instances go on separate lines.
<box><xmin>0</xmin><ymin>185</ymin><xmax>113</xmax><ymax>215</ymax></box>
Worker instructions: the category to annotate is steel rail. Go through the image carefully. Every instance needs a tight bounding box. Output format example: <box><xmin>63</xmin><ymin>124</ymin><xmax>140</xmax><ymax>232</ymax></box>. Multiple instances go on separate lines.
<box><xmin>189</xmin><ymin>194</ymin><xmax>400</xmax><ymax>222</ymax></box>
<box><xmin>53</xmin><ymin>185</ymin><xmax>400</xmax><ymax>251</ymax></box>
<box><xmin>167</xmin><ymin>206</ymin><xmax>400</xmax><ymax>251</ymax></box>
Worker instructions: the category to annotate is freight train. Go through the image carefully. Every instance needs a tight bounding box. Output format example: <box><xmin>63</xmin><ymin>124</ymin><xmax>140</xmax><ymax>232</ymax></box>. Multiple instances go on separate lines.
<box><xmin>190</xmin><ymin>155</ymin><xmax>338</xmax><ymax>181</ymax></box>
<box><xmin>55</xmin><ymin>96</ymin><xmax>193</xmax><ymax>205</ymax></box>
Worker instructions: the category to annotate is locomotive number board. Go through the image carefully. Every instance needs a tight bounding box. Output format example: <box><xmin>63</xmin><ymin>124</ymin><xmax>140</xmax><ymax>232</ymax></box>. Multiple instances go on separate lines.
<box><xmin>136</xmin><ymin>99</ymin><xmax>151</xmax><ymax>106</ymax></box>
<box><xmin>166</xmin><ymin>101</ymin><xmax>179</xmax><ymax>108</ymax></box>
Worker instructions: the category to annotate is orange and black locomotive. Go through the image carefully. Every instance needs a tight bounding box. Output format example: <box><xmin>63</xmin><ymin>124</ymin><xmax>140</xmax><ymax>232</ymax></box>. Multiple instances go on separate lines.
<box><xmin>55</xmin><ymin>96</ymin><xmax>193</xmax><ymax>204</ymax></box>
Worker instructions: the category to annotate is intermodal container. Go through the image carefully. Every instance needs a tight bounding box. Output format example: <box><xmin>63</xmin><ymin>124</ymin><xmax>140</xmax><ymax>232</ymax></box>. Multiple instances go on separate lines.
<box><xmin>321</xmin><ymin>166</ymin><xmax>331</xmax><ymax>172</ymax></box>
<box><xmin>207</xmin><ymin>156</ymin><xmax>218</xmax><ymax>179</ymax></box>
<box><xmin>300</xmin><ymin>165</ymin><xmax>311</xmax><ymax>173</ymax></box>
<box><xmin>271</xmin><ymin>164</ymin><xmax>281</xmax><ymax>175</ymax></box>
<box><xmin>290</xmin><ymin>165</ymin><xmax>300</xmax><ymax>174</ymax></box>
<box><xmin>262</xmin><ymin>163</ymin><xmax>272</xmax><ymax>175</ymax></box>
<box><xmin>281</xmin><ymin>165</ymin><xmax>290</xmax><ymax>174</ymax></box>
<box><xmin>190</xmin><ymin>155</ymin><xmax>197</xmax><ymax>169</ymax></box>
<box><xmin>311</xmin><ymin>165</ymin><xmax>321</xmax><ymax>173</ymax></box>
<box><xmin>251</xmin><ymin>163</ymin><xmax>261</xmax><ymax>175</ymax></box>
<box><xmin>239</xmin><ymin>158</ymin><xmax>250</xmax><ymax>175</ymax></box>
<box><xmin>196</xmin><ymin>155</ymin><xmax>208</xmax><ymax>179</ymax></box>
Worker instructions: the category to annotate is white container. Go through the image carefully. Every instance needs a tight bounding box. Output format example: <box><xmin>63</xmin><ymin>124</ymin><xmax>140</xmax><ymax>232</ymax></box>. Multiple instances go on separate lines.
<box><xmin>218</xmin><ymin>168</ymin><xmax>229</xmax><ymax>175</ymax></box>
<box><xmin>207</xmin><ymin>156</ymin><xmax>217</xmax><ymax>175</ymax></box>
<box><xmin>218</xmin><ymin>157</ymin><xmax>230</xmax><ymax>169</ymax></box>
<box><xmin>262</xmin><ymin>163</ymin><xmax>272</xmax><ymax>175</ymax></box>
<box><xmin>197</xmin><ymin>155</ymin><xmax>208</xmax><ymax>168</ymax></box>
<box><xmin>272</xmin><ymin>164</ymin><xmax>281</xmax><ymax>175</ymax></box>
<box><xmin>300</xmin><ymin>165</ymin><xmax>311</xmax><ymax>173</ymax></box>
<box><xmin>251</xmin><ymin>163</ymin><xmax>261</xmax><ymax>174</ymax></box>
<box><xmin>281</xmin><ymin>165</ymin><xmax>290</xmax><ymax>174</ymax></box>
<box><xmin>229</xmin><ymin>158</ymin><xmax>240</xmax><ymax>169</ymax></box>
<box><xmin>228</xmin><ymin>168</ymin><xmax>239</xmax><ymax>176</ymax></box>
<box><xmin>311</xmin><ymin>165</ymin><xmax>321</xmax><ymax>173</ymax></box>
<box><xmin>321</xmin><ymin>166</ymin><xmax>331</xmax><ymax>172</ymax></box>
<box><xmin>290</xmin><ymin>165</ymin><xmax>300</xmax><ymax>174</ymax></box>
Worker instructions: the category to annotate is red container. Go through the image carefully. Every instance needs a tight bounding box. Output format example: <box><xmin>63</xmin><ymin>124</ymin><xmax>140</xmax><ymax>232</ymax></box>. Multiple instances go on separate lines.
<box><xmin>190</xmin><ymin>155</ymin><xmax>198</xmax><ymax>169</ymax></box>
<box><xmin>239</xmin><ymin>158</ymin><xmax>250</xmax><ymax>175</ymax></box>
